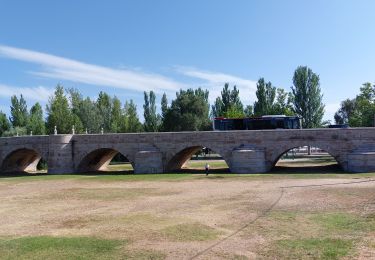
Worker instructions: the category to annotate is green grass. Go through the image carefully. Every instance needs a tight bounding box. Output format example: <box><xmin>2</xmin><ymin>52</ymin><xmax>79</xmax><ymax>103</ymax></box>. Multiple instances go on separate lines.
<box><xmin>1</xmin><ymin>172</ymin><xmax>375</xmax><ymax>184</ymax></box>
<box><xmin>0</xmin><ymin>236</ymin><xmax>165</xmax><ymax>260</ymax></box>
<box><xmin>0</xmin><ymin>173</ymin><xmax>195</xmax><ymax>182</ymax></box>
<box><xmin>271</xmin><ymin>238</ymin><xmax>353</xmax><ymax>260</ymax></box>
<box><xmin>310</xmin><ymin>212</ymin><xmax>375</xmax><ymax>235</ymax></box>
<box><xmin>258</xmin><ymin>211</ymin><xmax>375</xmax><ymax>259</ymax></box>
<box><xmin>161</xmin><ymin>223</ymin><xmax>222</xmax><ymax>241</ymax></box>
<box><xmin>107</xmin><ymin>163</ymin><xmax>134</xmax><ymax>171</ymax></box>
<box><xmin>185</xmin><ymin>160</ymin><xmax>228</xmax><ymax>168</ymax></box>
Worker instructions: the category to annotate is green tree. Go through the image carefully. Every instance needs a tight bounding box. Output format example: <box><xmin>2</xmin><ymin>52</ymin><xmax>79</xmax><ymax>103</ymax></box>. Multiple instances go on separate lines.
<box><xmin>273</xmin><ymin>88</ymin><xmax>294</xmax><ymax>115</ymax></box>
<box><xmin>291</xmin><ymin>66</ymin><xmax>325</xmax><ymax>128</ymax></box>
<box><xmin>110</xmin><ymin>96</ymin><xmax>123</xmax><ymax>133</ymax></box>
<box><xmin>46</xmin><ymin>85</ymin><xmax>73</xmax><ymax>134</ymax></box>
<box><xmin>335</xmin><ymin>83</ymin><xmax>375</xmax><ymax>127</ymax></box>
<box><xmin>0</xmin><ymin>111</ymin><xmax>11</xmax><ymax>136</ymax></box>
<box><xmin>67</xmin><ymin>88</ymin><xmax>84</xmax><ymax>133</ymax></box>
<box><xmin>352</xmin><ymin>83</ymin><xmax>375</xmax><ymax>126</ymax></box>
<box><xmin>253</xmin><ymin>78</ymin><xmax>276</xmax><ymax>116</ymax></box>
<box><xmin>27</xmin><ymin>102</ymin><xmax>46</xmax><ymax>135</ymax></box>
<box><xmin>79</xmin><ymin>97</ymin><xmax>102</xmax><ymax>133</ymax></box>
<box><xmin>97</xmin><ymin>91</ymin><xmax>112</xmax><ymax>132</ymax></box>
<box><xmin>2</xmin><ymin>126</ymin><xmax>27</xmax><ymax>137</ymax></box>
<box><xmin>161</xmin><ymin>93</ymin><xmax>168</xmax><ymax>119</ymax></box>
<box><xmin>160</xmin><ymin>92</ymin><xmax>168</xmax><ymax>131</ymax></box>
<box><xmin>163</xmin><ymin>88</ymin><xmax>211</xmax><ymax>131</ymax></box>
<box><xmin>9</xmin><ymin>94</ymin><xmax>29</xmax><ymax>128</ymax></box>
<box><xmin>334</xmin><ymin>99</ymin><xmax>356</xmax><ymax>125</ymax></box>
<box><xmin>68</xmin><ymin>89</ymin><xmax>102</xmax><ymax>134</ymax></box>
<box><xmin>212</xmin><ymin>83</ymin><xmax>244</xmax><ymax>117</ymax></box>
<box><xmin>143</xmin><ymin>91</ymin><xmax>160</xmax><ymax>132</ymax></box>
<box><xmin>244</xmin><ymin>105</ymin><xmax>254</xmax><ymax>117</ymax></box>
<box><xmin>123</xmin><ymin>100</ymin><xmax>143</xmax><ymax>132</ymax></box>
<box><xmin>68</xmin><ymin>88</ymin><xmax>83</xmax><ymax>116</ymax></box>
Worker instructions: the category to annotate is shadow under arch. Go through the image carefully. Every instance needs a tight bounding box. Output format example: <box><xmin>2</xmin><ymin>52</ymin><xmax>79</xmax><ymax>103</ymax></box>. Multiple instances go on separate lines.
<box><xmin>77</xmin><ymin>148</ymin><xmax>134</xmax><ymax>173</ymax></box>
<box><xmin>1</xmin><ymin>148</ymin><xmax>47</xmax><ymax>174</ymax></box>
<box><xmin>166</xmin><ymin>145</ymin><xmax>229</xmax><ymax>173</ymax></box>
<box><xmin>271</xmin><ymin>146</ymin><xmax>343</xmax><ymax>173</ymax></box>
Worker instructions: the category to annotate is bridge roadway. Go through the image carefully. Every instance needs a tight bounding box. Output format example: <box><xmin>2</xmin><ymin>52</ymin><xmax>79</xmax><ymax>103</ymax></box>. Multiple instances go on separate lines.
<box><xmin>1</xmin><ymin>128</ymin><xmax>375</xmax><ymax>174</ymax></box>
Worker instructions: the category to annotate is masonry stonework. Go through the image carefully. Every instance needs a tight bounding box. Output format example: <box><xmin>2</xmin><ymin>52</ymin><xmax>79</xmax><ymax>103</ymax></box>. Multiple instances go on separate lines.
<box><xmin>1</xmin><ymin>128</ymin><xmax>375</xmax><ymax>174</ymax></box>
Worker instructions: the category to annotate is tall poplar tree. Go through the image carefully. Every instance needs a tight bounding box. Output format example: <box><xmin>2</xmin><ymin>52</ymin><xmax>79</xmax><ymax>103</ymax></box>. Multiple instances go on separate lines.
<box><xmin>97</xmin><ymin>91</ymin><xmax>112</xmax><ymax>132</ymax></box>
<box><xmin>46</xmin><ymin>85</ymin><xmax>73</xmax><ymax>134</ymax></box>
<box><xmin>67</xmin><ymin>88</ymin><xmax>84</xmax><ymax>133</ymax></box>
<box><xmin>212</xmin><ymin>83</ymin><xmax>244</xmax><ymax>117</ymax></box>
<box><xmin>291</xmin><ymin>66</ymin><xmax>325</xmax><ymax>128</ymax></box>
<box><xmin>10</xmin><ymin>94</ymin><xmax>29</xmax><ymax>127</ymax></box>
<box><xmin>110</xmin><ymin>96</ymin><xmax>123</xmax><ymax>133</ymax></box>
<box><xmin>253</xmin><ymin>78</ymin><xmax>276</xmax><ymax>116</ymax></box>
<box><xmin>161</xmin><ymin>93</ymin><xmax>168</xmax><ymax>119</ymax></box>
<box><xmin>27</xmin><ymin>102</ymin><xmax>46</xmax><ymax>135</ymax></box>
<box><xmin>123</xmin><ymin>100</ymin><xmax>143</xmax><ymax>132</ymax></box>
<box><xmin>143</xmin><ymin>91</ymin><xmax>160</xmax><ymax>132</ymax></box>
<box><xmin>79</xmin><ymin>97</ymin><xmax>102</xmax><ymax>133</ymax></box>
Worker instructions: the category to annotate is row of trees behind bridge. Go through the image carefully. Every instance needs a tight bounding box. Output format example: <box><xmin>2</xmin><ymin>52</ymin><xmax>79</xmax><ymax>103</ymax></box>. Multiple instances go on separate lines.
<box><xmin>1</xmin><ymin>65</ymin><xmax>370</xmax><ymax>136</ymax></box>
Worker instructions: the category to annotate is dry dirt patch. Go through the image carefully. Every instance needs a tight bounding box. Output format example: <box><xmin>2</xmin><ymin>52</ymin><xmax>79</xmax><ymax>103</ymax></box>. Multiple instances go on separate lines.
<box><xmin>0</xmin><ymin>175</ymin><xmax>374</xmax><ymax>259</ymax></box>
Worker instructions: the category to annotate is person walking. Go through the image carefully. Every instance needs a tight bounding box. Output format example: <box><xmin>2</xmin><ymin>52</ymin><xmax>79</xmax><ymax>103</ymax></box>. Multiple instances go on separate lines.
<box><xmin>205</xmin><ymin>162</ymin><xmax>210</xmax><ymax>176</ymax></box>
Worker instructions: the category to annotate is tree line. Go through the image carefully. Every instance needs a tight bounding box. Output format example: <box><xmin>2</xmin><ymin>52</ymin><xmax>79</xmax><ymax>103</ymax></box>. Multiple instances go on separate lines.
<box><xmin>334</xmin><ymin>82</ymin><xmax>375</xmax><ymax>127</ymax></box>
<box><xmin>0</xmin><ymin>66</ymin><xmax>326</xmax><ymax>136</ymax></box>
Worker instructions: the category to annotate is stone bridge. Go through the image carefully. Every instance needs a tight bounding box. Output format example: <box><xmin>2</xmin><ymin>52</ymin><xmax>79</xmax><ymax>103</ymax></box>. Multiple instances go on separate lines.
<box><xmin>1</xmin><ymin>128</ymin><xmax>375</xmax><ymax>174</ymax></box>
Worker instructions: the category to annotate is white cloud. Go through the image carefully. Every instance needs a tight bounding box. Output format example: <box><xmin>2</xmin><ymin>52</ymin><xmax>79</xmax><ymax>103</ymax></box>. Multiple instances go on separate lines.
<box><xmin>0</xmin><ymin>45</ymin><xmax>187</xmax><ymax>94</ymax></box>
<box><xmin>0</xmin><ymin>84</ymin><xmax>53</xmax><ymax>102</ymax></box>
<box><xmin>174</xmin><ymin>66</ymin><xmax>257</xmax><ymax>104</ymax></box>
<box><xmin>0</xmin><ymin>44</ymin><xmax>261</xmax><ymax>108</ymax></box>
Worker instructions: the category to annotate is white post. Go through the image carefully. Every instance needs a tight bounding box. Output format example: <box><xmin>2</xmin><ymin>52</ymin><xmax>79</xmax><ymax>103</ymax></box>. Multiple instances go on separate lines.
<box><xmin>72</xmin><ymin>125</ymin><xmax>75</xmax><ymax>135</ymax></box>
<box><xmin>54</xmin><ymin>126</ymin><xmax>57</xmax><ymax>135</ymax></box>
<box><xmin>30</xmin><ymin>131</ymin><xmax>33</xmax><ymax>136</ymax></box>
<box><xmin>101</xmin><ymin>127</ymin><xmax>104</xmax><ymax>134</ymax></box>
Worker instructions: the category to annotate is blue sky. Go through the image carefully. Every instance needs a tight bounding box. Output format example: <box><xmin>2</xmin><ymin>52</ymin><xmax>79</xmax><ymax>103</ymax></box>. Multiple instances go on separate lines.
<box><xmin>1</xmin><ymin>0</ymin><xmax>375</xmax><ymax>122</ymax></box>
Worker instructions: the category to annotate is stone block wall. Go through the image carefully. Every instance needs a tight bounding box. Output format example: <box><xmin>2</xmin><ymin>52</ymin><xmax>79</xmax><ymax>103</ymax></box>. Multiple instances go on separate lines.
<box><xmin>1</xmin><ymin>128</ymin><xmax>375</xmax><ymax>174</ymax></box>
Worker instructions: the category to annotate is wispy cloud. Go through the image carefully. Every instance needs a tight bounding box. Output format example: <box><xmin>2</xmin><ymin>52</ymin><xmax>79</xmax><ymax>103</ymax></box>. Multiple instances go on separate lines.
<box><xmin>0</xmin><ymin>44</ymin><xmax>260</xmax><ymax>106</ymax></box>
<box><xmin>0</xmin><ymin>84</ymin><xmax>53</xmax><ymax>102</ymax></box>
<box><xmin>174</xmin><ymin>66</ymin><xmax>257</xmax><ymax>104</ymax></box>
<box><xmin>0</xmin><ymin>45</ymin><xmax>187</xmax><ymax>94</ymax></box>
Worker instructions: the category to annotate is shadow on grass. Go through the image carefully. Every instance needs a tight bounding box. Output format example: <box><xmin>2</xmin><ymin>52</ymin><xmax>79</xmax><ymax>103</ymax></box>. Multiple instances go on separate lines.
<box><xmin>177</xmin><ymin>168</ymin><xmax>230</xmax><ymax>174</ymax></box>
<box><xmin>0</xmin><ymin>172</ymin><xmax>48</xmax><ymax>178</ymax></box>
<box><xmin>2</xmin><ymin>165</ymin><xmax>372</xmax><ymax>180</ymax></box>
<box><xmin>0</xmin><ymin>170</ymin><xmax>135</xmax><ymax>179</ymax></box>
<box><xmin>271</xmin><ymin>164</ymin><xmax>345</xmax><ymax>174</ymax></box>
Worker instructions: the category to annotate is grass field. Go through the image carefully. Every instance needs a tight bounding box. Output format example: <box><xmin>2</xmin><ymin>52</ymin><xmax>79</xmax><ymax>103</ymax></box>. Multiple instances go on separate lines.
<box><xmin>1</xmin><ymin>156</ymin><xmax>375</xmax><ymax>259</ymax></box>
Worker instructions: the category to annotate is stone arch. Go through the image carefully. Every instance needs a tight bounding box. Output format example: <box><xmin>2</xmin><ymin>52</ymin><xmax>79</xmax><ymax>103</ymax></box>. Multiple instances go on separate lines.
<box><xmin>76</xmin><ymin>148</ymin><xmax>134</xmax><ymax>173</ymax></box>
<box><xmin>1</xmin><ymin>148</ymin><xmax>46</xmax><ymax>173</ymax></box>
<box><xmin>268</xmin><ymin>141</ymin><xmax>343</xmax><ymax>170</ymax></box>
<box><xmin>166</xmin><ymin>144</ymin><xmax>230</xmax><ymax>172</ymax></box>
